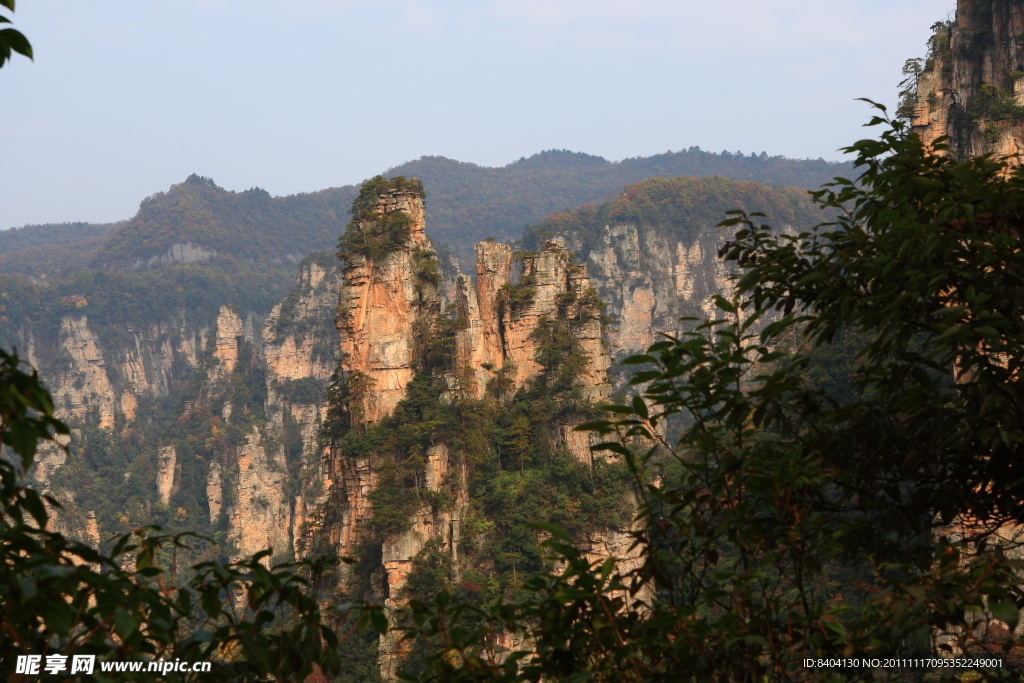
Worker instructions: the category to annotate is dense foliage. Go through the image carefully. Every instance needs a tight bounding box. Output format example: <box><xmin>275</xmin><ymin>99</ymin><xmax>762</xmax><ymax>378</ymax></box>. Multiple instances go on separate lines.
<box><xmin>0</xmin><ymin>236</ymin><xmax>110</xmax><ymax>280</ymax></box>
<box><xmin>0</xmin><ymin>221</ymin><xmax>115</xmax><ymax>255</ymax></box>
<box><xmin>0</xmin><ymin>220</ymin><xmax>118</xmax><ymax>281</ymax></box>
<box><xmin>367</xmin><ymin>105</ymin><xmax>1024</xmax><ymax>681</ymax></box>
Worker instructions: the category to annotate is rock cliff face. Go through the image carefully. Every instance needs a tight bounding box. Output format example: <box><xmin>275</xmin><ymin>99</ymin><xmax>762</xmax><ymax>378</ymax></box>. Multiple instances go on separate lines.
<box><xmin>13</xmin><ymin>169</ymin><xmax>828</xmax><ymax>680</ymax></box>
<box><xmin>326</xmin><ymin>187</ymin><xmax>617</xmax><ymax>680</ymax></box>
<box><xmin>337</xmin><ymin>190</ymin><xmax>438</xmax><ymax>425</ymax></box>
<box><xmin>528</xmin><ymin>176</ymin><xmax>824</xmax><ymax>365</ymax></box>
<box><xmin>566</xmin><ymin>224</ymin><xmax>737</xmax><ymax>360</ymax></box>
<box><xmin>228</xmin><ymin>428</ymin><xmax>291</xmax><ymax>560</ymax></box>
<box><xmin>910</xmin><ymin>0</ymin><xmax>1024</xmax><ymax>159</ymax></box>
<box><xmin>16</xmin><ymin>253</ymin><xmax>343</xmax><ymax>562</ymax></box>
<box><xmin>453</xmin><ymin>240</ymin><xmax>611</xmax><ymax>400</ymax></box>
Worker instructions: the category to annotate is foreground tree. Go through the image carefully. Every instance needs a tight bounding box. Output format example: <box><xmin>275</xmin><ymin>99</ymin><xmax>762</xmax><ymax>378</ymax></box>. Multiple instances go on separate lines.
<box><xmin>0</xmin><ymin>0</ymin><xmax>32</xmax><ymax>68</ymax></box>
<box><xmin>374</xmin><ymin>105</ymin><xmax>1024</xmax><ymax>681</ymax></box>
<box><xmin>0</xmin><ymin>346</ymin><xmax>346</xmax><ymax>682</ymax></box>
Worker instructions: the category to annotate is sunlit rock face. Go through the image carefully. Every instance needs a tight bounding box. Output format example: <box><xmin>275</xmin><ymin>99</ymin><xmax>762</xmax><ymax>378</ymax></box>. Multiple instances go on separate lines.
<box><xmin>20</xmin><ymin>252</ymin><xmax>342</xmax><ymax>567</ymax></box>
<box><xmin>557</xmin><ymin>222</ymin><xmax>743</xmax><ymax>366</ymax></box>
<box><xmin>328</xmin><ymin>188</ymin><xmax>617</xmax><ymax>680</ymax></box>
<box><xmin>336</xmin><ymin>190</ymin><xmax>436</xmax><ymax>426</ymax></box>
<box><xmin>911</xmin><ymin>0</ymin><xmax>1024</xmax><ymax>160</ymax></box>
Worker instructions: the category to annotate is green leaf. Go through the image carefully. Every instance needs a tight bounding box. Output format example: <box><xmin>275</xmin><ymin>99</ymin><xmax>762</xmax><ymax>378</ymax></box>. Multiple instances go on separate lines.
<box><xmin>621</xmin><ymin>354</ymin><xmax>655</xmax><ymax>365</ymax></box>
<box><xmin>114</xmin><ymin>609</ymin><xmax>139</xmax><ymax>638</ymax></box>
<box><xmin>0</xmin><ymin>27</ymin><xmax>31</xmax><ymax>59</ymax></box>
<box><xmin>990</xmin><ymin>600</ymin><xmax>1019</xmax><ymax>628</ymax></box>
<box><xmin>20</xmin><ymin>488</ymin><xmax>48</xmax><ymax>527</ymax></box>
<box><xmin>631</xmin><ymin>395</ymin><xmax>649</xmax><ymax>419</ymax></box>
<box><xmin>369</xmin><ymin>607</ymin><xmax>389</xmax><ymax>635</ymax></box>
<box><xmin>44</xmin><ymin>608</ymin><xmax>74</xmax><ymax>636</ymax></box>
<box><xmin>713</xmin><ymin>294</ymin><xmax>737</xmax><ymax>314</ymax></box>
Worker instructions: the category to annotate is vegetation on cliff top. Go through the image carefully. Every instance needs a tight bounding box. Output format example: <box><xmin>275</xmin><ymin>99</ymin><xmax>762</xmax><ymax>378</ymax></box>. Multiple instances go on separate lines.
<box><xmin>524</xmin><ymin>174</ymin><xmax>827</xmax><ymax>259</ymax></box>
<box><xmin>336</xmin><ymin>175</ymin><xmax>426</xmax><ymax>262</ymax></box>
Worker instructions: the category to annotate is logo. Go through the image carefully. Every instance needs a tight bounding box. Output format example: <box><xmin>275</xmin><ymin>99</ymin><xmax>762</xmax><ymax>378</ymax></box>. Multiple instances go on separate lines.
<box><xmin>15</xmin><ymin>655</ymin><xmax>95</xmax><ymax>675</ymax></box>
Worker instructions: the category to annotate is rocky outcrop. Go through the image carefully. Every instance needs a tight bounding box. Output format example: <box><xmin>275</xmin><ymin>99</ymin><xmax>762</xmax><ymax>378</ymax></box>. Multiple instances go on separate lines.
<box><xmin>228</xmin><ymin>428</ymin><xmax>291</xmax><ymax>560</ymax></box>
<box><xmin>156</xmin><ymin>445</ymin><xmax>177</xmax><ymax>505</ymax></box>
<box><xmin>207</xmin><ymin>461</ymin><xmax>223</xmax><ymax>523</ymax></box>
<box><xmin>328</xmin><ymin>188</ymin><xmax>617</xmax><ymax>680</ymax></box>
<box><xmin>17</xmin><ymin>252</ymin><xmax>343</xmax><ymax>567</ymax></box>
<box><xmin>263</xmin><ymin>259</ymin><xmax>339</xmax><ymax>384</ymax></box>
<box><xmin>557</xmin><ymin>223</ymin><xmax>738</xmax><ymax>363</ymax></box>
<box><xmin>910</xmin><ymin>0</ymin><xmax>1024</xmax><ymax>159</ymax></box>
<box><xmin>53</xmin><ymin>316</ymin><xmax>117</xmax><ymax>429</ymax></box>
<box><xmin>126</xmin><ymin>243</ymin><xmax>217</xmax><ymax>270</ymax></box>
<box><xmin>14</xmin><ymin>311</ymin><xmax>209</xmax><ymax>443</ymax></box>
<box><xmin>453</xmin><ymin>242</ymin><xmax>511</xmax><ymax>396</ymax></box>
<box><xmin>337</xmin><ymin>190</ymin><xmax>438</xmax><ymax>424</ymax></box>
<box><xmin>378</xmin><ymin>443</ymin><xmax>467</xmax><ymax>681</ymax></box>
<box><xmin>213</xmin><ymin>307</ymin><xmax>244</xmax><ymax>375</ymax></box>
<box><xmin>452</xmin><ymin>240</ymin><xmax>611</xmax><ymax>400</ymax></box>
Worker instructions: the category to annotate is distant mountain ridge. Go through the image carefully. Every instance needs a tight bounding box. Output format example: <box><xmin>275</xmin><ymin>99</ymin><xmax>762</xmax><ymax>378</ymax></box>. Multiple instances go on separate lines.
<box><xmin>1</xmin><ymin>147</ymin><xmax>852</xmax><ymax>277</ymax></box>
<box><xmin>0</xmin><ymin>221</ymin><xmax>117</xmax><ymax>256</ymax></box>
<box><xmin>0</xmin><ymin>222</ymin><xmax>118</xmax><ymax>280</ymax></box>
<box><xmin>386</xmin><ymin>147</ymin><xmax>852</xmax><ymax>259</ymax></box>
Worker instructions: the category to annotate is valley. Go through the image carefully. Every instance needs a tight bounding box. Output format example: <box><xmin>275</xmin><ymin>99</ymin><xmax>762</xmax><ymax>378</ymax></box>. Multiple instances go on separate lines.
<box><xmin>1</xmin><ymin>150</ymin><xmax>828</xmax><ymax>680</ymax></box>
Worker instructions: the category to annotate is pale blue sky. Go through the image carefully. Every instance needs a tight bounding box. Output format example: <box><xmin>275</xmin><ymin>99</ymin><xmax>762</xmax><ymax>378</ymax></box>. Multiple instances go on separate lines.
<box><xmin>0</xmin><ymin>0</ymin><xmax>954</xmax><ymax>229</ymax></box>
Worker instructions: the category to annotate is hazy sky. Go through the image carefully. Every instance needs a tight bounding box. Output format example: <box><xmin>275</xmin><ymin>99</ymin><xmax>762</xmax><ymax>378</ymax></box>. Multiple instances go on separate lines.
<box><xmin>1</xmin><ymin>0</ymin><xmax>955</xmax><ymax>229</ymax></box>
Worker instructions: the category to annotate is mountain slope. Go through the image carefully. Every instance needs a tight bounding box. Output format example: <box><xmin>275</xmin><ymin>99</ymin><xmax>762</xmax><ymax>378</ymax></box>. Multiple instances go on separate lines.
<box><xmin>0</xmin><ymin>221</ymin><xmax>117</xmax><ymax>255</ymax></box>
<box><xmin>91</xmin><ymin>175</ymin><xmax>357</xmax><ymax>269</ymax></box>
<box><xmin>0</xmin><ymin>222</ymin><xmax>119</xmax><ymax>281</ymax></box>
<box><xmin>387</xmin><ymin>148</ymin><xmax>850</xmax><ymax>257</ymax></box>
<box><xmin>522</xmin><ymin>175</ymin><xmax>829</xmax><ymax>361</ymax></box>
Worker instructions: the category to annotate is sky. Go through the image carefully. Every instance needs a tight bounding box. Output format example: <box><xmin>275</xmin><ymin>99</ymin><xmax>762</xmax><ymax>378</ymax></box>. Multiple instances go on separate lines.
<box><xmin>0</xmin><ymin>0</ymin><xmax>955</xmax><ymax>229</ymax></box>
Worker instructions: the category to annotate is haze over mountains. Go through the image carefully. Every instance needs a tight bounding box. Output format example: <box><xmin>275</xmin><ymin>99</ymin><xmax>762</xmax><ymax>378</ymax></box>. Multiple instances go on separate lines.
<box><xmin>0</xmin><ymin>147</ymin><xmax>851</xmax><ymax>279</ymax></box>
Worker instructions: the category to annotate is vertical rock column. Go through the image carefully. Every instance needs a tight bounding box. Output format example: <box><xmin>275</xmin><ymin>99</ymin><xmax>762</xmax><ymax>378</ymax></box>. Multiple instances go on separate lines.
<box><xmin>332</xmin><ymin>189</ymin><xmax>460</xmax><ymax>682</ymax></box>
<box><xmin>910</xmin><ymin>0</ymin><xmax>1024</xmax><ymax>159</ymax></box>
<box><xmin>336</xmin><ymin>190</ymin><xmax>436</xmax><ymax>424</ymax></box>
<box><xmin>454</xmin><ymin>242</ymin><xmax>511</xmax><ymax>398</ymax></box>
<box><xmin>333</xmin><ymin>189</ymin><xmax>440</xmax><ymax>558</ymax></box>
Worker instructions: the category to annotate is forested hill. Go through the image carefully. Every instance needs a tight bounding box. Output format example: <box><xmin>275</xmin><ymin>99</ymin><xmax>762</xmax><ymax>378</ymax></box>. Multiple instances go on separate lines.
<box><xmin>0</xmin><ymin>221</ymin><xmax>117</xmax><ymax>255</ymax></box>
<box><xmin>0</xmin><ymin>222</ymin><xmax>119</xmax><ymax>280</ymax></box>
<box><xmin>0</xmin><ymin>178</ymin><xmax>358</xmax><ymax>281</ymax></box>
<box><xmin>387</xmin><ymin>148</ymin><xmax>852</xmax><ymax>258</ymax></box>
<box><xmin>524</xmin><ymin>174</ymin><xmax>826</xmax><ymax>258</ymax></box>
<box><xmin>91</xmin><ymin>174</ymin><xmax>357</xmax><ymax>270</ymax></box>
